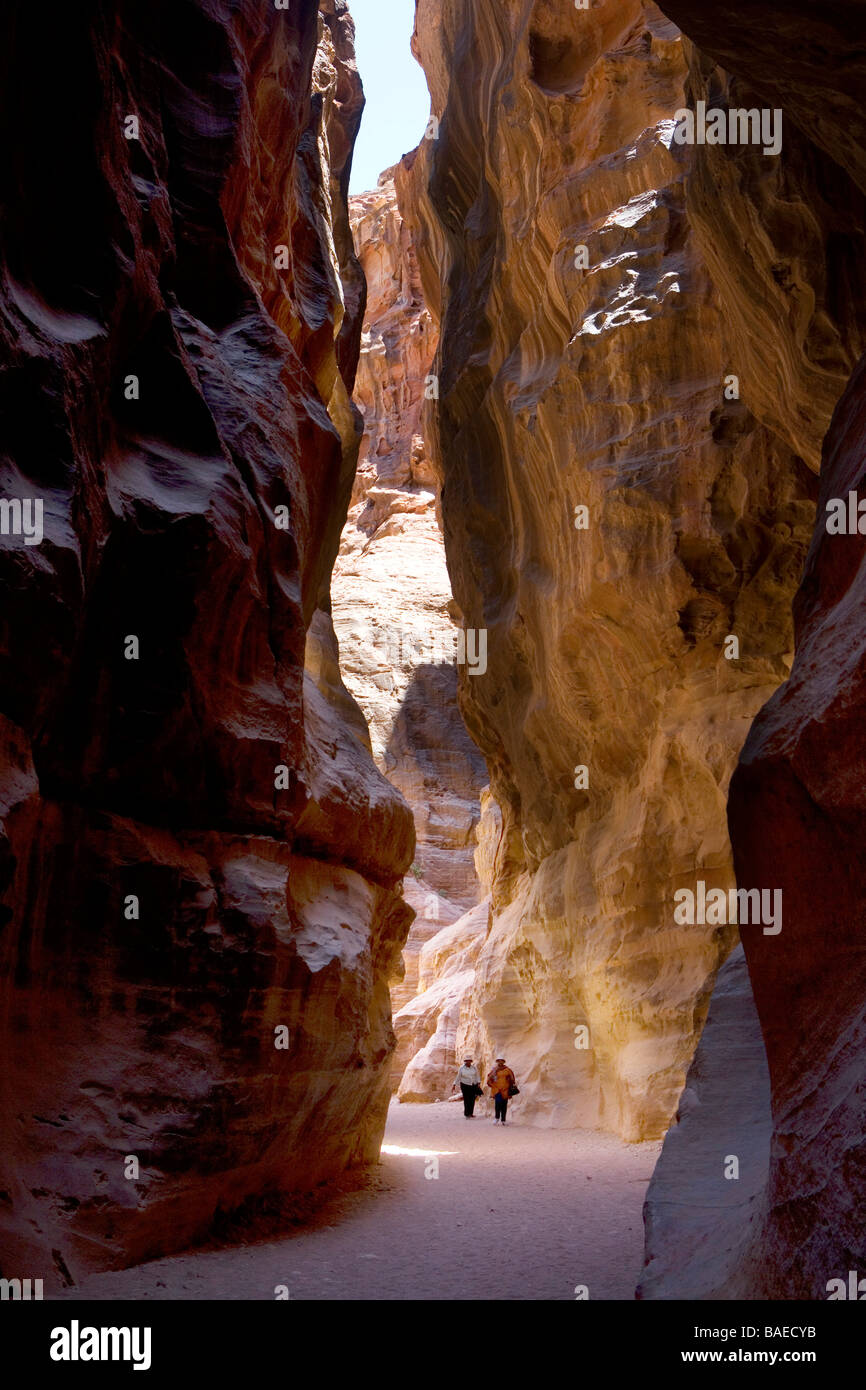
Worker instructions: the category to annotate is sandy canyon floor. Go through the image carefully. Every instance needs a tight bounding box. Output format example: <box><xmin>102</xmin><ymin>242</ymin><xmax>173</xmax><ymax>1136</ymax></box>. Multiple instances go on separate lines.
<box><xmin>62</xmin><ymin>1100</ymin><xmax>661</xmax><ymax>1302</ymax></box>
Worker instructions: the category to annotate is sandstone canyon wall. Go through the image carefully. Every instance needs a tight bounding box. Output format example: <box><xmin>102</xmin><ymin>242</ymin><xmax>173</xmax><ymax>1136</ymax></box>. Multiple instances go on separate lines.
<box><xmin>329</xmin><ymin>175</ymin><xmax>489</xmax><ymax>1104</ymax></box>
<box><xmin>0</xmin><ymin>0</ymin><xmax>415</xmax><ymax>1290</ymax></box>
<box><xmin>331</xmin><ymin>176</ymin><xmax>487</xmax><ymax>1044</ymax></box>
<box><xmin>393</xmin><ymin>795</ymin><xmax>498</xmax><ymax>1102</ymax></box>
<box><xmin>641</xmin><ymin>0</ymin><xmax>866</xmax><ymax>1300</ymax></box>
<box><xmin>398</xmin><ymin>0</ymin><xmax>819</xmax><ymax>1139</ymax></box>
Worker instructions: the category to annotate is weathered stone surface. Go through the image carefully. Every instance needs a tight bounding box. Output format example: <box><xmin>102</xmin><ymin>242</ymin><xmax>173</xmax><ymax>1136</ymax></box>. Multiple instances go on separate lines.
<box><xmin>0</xmin><ymin>0</ymin><xmax>414</xmax><ymax>1288</ymax></box>
<box><xmin>725</xmin><ymin>355</ymin><xmax>866</xmax><ymax>1298</ymax></box>
<box><xmin>663</xmin><ymin>52</ymin><xmax>866</xmax><ymax>475</ymax></box>
<box><xmin>640</xmin><ymin>0</ymin><xmax>866</xmax><ymax>1298</ymax></box>
<box><xmin>473</xmin><ymin>787</ymin><xmax>503</xmax><ymax>899</ymax></box>
<box><xmin>400</xmin><ymin>0</ymin><xmax>815</xmax><ymax>1139</ymax></box>
<box><xmin>333</xmin><ymin>175</ymin><xmax>486</xmax><ymax>913</ymax></box>
<box><xmin>638</xmin><ymin>946</ymin><xmax>772</xmax><ymax>1300</ymax></box>
<box><xmin>391</xmin><ymin>873</ymin><xmax>464</xmax><ymax>1019</ymax></box>
<box><xmin>394</xmin><ymin>898</ymin><xmax>489</xmax><ymax>1102</ymax></box>
<box><xmin>644</xmin><ymin>359</ymin><xmax>866</xmax><ymax>1297</ymax></box>
<box><xmin>655</xmin><ymin>2</ymin><xmax>866</xmax><ymax>196</ymax></box>
<box><xmin>331</xmin><ymin>173</ymin><xmax>486</xmax><ymax>1092</ymax></box>
<box><xmin>389</xmin><ymin>787</ymin><xmax>500</xmax><ymax>1094</ymax></box>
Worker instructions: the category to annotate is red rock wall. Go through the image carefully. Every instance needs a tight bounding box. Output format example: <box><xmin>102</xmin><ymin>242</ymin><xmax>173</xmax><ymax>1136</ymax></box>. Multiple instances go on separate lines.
<box><xmin>643</xmin><ymin>0</ymin><xmax>866</xmax><ymax>1296</ymax></box>
<box><xmin>0</xmin><ymin>0</ymin><xmax>414</xmax><ymax>1289</ymax></box>
<box><xmin>729</xmin><ymin>357</ymin><xmax>866</xmax><ymax>1296</ymax></box>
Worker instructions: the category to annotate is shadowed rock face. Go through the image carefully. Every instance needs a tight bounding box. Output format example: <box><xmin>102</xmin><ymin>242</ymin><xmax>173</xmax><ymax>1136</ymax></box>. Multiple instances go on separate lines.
<box><xmin>399</xmin><ymin>0</ymin><xmax>815</xmax><ymax>1138</ymax></box>
<box><xmin>658</xmin><ymin>28</ymin><xmax>866</xmax><ymax>474</ymax></box>
<box><xmin>653</xmin><ymin>1</ymin><xmax>866</xmax><ymax>197</ymax></box>
<box><xmin>638</xmin><ymin>0</ymin><xmax>866</xmax><ymax>1298</ymax></box>
<box><xmin>638</xmin><ymin>945</ymin><xmax>772</xmax><ymax>1300</ymax></box>
<box><xmin>0</xmin><ymin>0</ymin><xmax>414</xmax><ymax>1287</ymax></box>
<box><xmin>729</xmin><ymin>358</ymin><xmax>866</xmax><ymax>1297</ymax></box>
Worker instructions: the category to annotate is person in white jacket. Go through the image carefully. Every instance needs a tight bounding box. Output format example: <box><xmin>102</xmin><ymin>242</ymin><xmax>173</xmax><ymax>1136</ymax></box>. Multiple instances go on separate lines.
<box><xmin>453</xmin><ymin>1057</ymin><xmax>481</xmax><ymax>1116</ymax></box>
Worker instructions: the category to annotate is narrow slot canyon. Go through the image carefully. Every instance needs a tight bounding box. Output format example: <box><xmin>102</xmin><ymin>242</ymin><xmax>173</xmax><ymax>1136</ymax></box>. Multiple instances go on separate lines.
<box><xmin>1</xmin><ymin>0</ymin><xmax>864</xmax><ymax>1328</ymax></box>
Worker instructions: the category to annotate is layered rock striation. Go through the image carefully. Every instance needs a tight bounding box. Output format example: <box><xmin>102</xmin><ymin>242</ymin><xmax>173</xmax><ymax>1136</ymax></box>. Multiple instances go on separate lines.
<box><xmin>332</xmin><ymin>176</ymin><xmax>487</xmax><ymax>1051</ymax></box>
<box><xmin>0</xmin><ymin>0</ymin><xmax>414</xmax><ymax>1288</ymax></box>
<box><xmin>641</xmin><ymin>0</ymin><xmax>866</xmax><ymax>1299</ymax></box>
<box><xmin>399</xmin><ymin>0</ymin><xmax>817</xmax><ymax>1138</ymax></box>
<box><xmin>393</xmin><ymin>790</ymin><xmax>499</xmax><ymax>1102</ymax></box>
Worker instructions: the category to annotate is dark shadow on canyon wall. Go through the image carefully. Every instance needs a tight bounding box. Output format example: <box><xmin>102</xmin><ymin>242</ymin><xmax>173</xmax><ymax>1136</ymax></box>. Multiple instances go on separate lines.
<box><xmin>0</xmin><ymin>0</ymin><xmax>415</xmax><ymax>1292</ymax></box>
<box><xmin>642</xmin><ymin>0</ymin><xmax>866</xmax><ymax>1298</ymax></box>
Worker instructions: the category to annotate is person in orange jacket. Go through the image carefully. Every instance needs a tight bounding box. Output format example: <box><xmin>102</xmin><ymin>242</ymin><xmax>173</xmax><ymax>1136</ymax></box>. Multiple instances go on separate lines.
<box><xmin>487</xmin><ymin>1057</ymin><xmax>517</xmax><ymax>1124</ymax></box>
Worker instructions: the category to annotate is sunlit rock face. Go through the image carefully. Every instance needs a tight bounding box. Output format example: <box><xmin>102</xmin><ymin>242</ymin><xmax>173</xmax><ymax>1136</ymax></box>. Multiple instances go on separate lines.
<box><xmin>641</xmin><ymin>0</ymin><xmax>866</xmax><ymax>1299</ymax></box>
<box><xmin>393</xmin><ymin>791</ymin><xmax>497</xmax><ymax>1101</ymax></box>
<box><xmin>0</xmin><ymin>0</ymin><xmax>414</xmax><ymax>1288</ymax></box>
<box><xmin>332</xmin><ymin>175</ymin><xmax>487</xmax><ymax>1068</ymax></box>
<box><xmin>395</xmin><ymin>898</ymin><xmax>490</xmax><ymax>1102</ymax></box>
<box><xmin>399</xmin><ymin>0</ymin><xmax>816</xmax><ymax>1139</ymax></box>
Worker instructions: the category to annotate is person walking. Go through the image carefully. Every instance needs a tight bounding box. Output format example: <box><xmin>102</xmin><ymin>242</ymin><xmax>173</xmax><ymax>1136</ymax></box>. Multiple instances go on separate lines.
<box><xmin>487</xmin><ymin>1057</ymin><xmax>518</xmax><ymax>1124</ymax></box>
<box><xmin>453</xmin><ymin>1057</ymin><xmax>481</xmax><ymax>1116</ymax></box>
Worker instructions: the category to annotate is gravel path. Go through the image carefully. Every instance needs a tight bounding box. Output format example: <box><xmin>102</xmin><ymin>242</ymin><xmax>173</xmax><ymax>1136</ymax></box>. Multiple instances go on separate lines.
<box><xmin>66</xmin><ymin>1098</ymin><xmax>661</xmax><ymax>1301</ymax></box>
